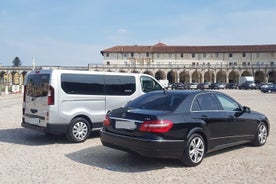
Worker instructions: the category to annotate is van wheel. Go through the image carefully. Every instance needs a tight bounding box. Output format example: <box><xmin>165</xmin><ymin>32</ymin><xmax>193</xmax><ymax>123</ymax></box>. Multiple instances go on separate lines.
<box><xmin>66</xmin><ymin>117</ymin><xmax>91</xmax><ymax>143</ymax></box>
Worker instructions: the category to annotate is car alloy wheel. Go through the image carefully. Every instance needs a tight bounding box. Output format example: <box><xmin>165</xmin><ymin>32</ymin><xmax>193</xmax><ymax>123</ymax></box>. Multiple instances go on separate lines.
<box><xmin>189</xmin><ymin>136</ymin><xmax>205</xmax><ymax>163</ymax></box>
<box><xmin>257</xmin><ymin>123</ymin><xmax>268</xmax><ymax>145</ymax></box>
<box><xmin>253</xmin><ymin>122</ymin><xmax>268</xmax><ymax>146</ymax></box>
<box><xmin>180</xmin><ymin>134</ymin><xmax>205</xmax><ymax>167</ymax></box>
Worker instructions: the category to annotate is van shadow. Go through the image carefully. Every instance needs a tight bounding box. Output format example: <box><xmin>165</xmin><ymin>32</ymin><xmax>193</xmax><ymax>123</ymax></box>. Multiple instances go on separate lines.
<box><xmin>0</xmin><ymin>128</ymin><xmax>69</xmax><ymax>145</ymax></box>
<box><xmin>65</xmin><ymin>145</ymin><xmax>182</xmax><ymax>173</ymax></box>
<box><xmin>0</xmin><ymin>127</ymin><xmax>100</xmax><ymax>146</ymax></box>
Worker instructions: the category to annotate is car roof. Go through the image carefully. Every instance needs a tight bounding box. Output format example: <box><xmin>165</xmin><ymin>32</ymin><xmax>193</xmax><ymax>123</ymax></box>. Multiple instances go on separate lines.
<box><xmin>156</xmin><ymin>89</ymin><xmax>221</xmax><ymax>95</ymax></box>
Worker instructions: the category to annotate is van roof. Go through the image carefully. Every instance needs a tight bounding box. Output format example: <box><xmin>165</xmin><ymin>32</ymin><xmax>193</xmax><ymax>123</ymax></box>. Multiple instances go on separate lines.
<box><xmin>28</xmin><ymin>69</ymin><xmax>149</xmax><ymax>77</ymax></box>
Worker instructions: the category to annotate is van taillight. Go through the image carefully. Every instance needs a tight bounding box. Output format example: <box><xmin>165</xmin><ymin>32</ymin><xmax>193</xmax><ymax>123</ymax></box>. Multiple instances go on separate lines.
<box><xmin>23</xmin><ymin>85</ymin><xmax>27</xmax><ymax>102</ymax></box>
<box><xmin>48</xmin><ymin>85</ymin><xmax>55</xmax><ymax>105</ymax></box>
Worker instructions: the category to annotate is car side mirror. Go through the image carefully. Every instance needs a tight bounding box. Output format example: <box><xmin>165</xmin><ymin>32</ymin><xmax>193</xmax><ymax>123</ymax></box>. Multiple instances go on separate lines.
<box><xmin>243</xmin><ymin>106</ymin><xmax>251</xmax><ymax>113</ymax></box>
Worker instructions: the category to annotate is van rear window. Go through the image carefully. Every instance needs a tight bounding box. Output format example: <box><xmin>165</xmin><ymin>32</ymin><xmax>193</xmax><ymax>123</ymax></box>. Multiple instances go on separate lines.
<box><xmin>26</xmin><ymin>74</ymin><xmax>50</xmax><ymax>97</ymax></box>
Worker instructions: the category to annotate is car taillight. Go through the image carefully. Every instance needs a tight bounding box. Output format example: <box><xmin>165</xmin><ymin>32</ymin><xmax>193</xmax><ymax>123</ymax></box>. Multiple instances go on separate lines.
<box><xmin>48</xmin><ymin>85</ymin><xmax>55</xmax><ymax>105</ymax></box>
<box><xmin>139</xmin><ymin>120</ymin><xmax>173</xmax><ymax>133</ymax></box>
<box><xmin>103</xmin><ymin>115</ymin><xmax>111</xmax><ymax>126</ymax></box>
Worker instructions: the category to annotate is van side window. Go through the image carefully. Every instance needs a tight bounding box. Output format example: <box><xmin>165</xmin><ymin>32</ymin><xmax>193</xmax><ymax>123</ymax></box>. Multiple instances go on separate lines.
<box><xmin>61</xmin><ymin>74</ymin><xmax>105</xmax><ymax>95</ymax></box>
<box><xmin>105</xmin><ymin>75</ymin><xmax>136</xmax><ymax>96</ymax></box>
<box><xmin>140</xmin><ymin>76</ymin><xmax>162</xmax><ymax>92</ymax></box>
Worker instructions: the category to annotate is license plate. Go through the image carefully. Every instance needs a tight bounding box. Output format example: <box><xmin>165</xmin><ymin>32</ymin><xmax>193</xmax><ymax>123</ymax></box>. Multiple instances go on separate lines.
<box><xmin>29</xmin><ymin>118</ymin><xmax>40</xmax><ymax>125</ymax></box>
<box><xmin>115</xmin><ymin>120</ymin><xmax>137</xmax><ymax>130</ymax></box>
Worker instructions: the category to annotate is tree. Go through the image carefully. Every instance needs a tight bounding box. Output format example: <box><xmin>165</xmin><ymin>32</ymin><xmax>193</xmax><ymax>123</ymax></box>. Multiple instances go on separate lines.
<box><xmin>12</xmin><ymin>57</ymin><xmax>22</xmax><ymax>67</ymax></box>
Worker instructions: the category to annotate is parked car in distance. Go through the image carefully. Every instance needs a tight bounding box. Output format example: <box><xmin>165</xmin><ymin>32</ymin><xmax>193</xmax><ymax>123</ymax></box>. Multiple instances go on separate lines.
<box><xmin>261</xmin><ymin>84</ymin><xmax>276</xmax><ymax>93</ymax></box>
<box><xmin>259</xmin><ymin>83</ymin><xmax>273</xmax><ymax>90</ymax></box>
<box><xmin>197</xmin><ymin>82</ymin><xmax>211</xmax><ymax>90</ymax></box>
<box><xmin>210</xmin><ymin>83</ymin><xmax>225</xmax><ymax>89</ymax></box>
<box><xmin>189</xmin><ymin>83</ymin><xmax>198</xmax><ymax>90</ymax></box>
<box><xmin>225</xmin><ymin>83</ymin><xmax>238</xmax><ymax>89</ymax></box>
<box><xmin>100</xmin><ymin>90</ymin><xmax>269</xmax><ymax>167</ymax></box>
<box><xmin>171</xmin><ymin>82</ymin><xmax>185</xmax><ymax>90</ymax></box>
<box><xmin>239</xmin><ymin>81</ymin><xmax>257</xmax><ymax>90</ymax></box>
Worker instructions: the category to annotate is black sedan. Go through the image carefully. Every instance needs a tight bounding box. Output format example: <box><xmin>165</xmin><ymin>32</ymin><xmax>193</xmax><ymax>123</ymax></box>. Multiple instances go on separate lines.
<box><xmin>100</xmin><ymin>90</ymin><xmax>269</xmax><ymax>167</ymax></box>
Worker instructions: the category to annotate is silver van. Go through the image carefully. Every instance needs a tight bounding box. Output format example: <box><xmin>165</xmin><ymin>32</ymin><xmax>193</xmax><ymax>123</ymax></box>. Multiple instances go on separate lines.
<box><xmin>22</xmin><ymin>70</ymin><xmax>163</xmax><ymax>142</ymax></box>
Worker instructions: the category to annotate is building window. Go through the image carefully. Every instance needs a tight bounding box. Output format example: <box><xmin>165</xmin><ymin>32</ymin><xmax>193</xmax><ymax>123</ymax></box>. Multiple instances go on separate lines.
<box><xmin>256</xmin><ymin>53</ymin><xmax>260</xmax><ymax>58</ymax></box>
<box><xmin>131</xmin><ymin>52</ymin><xmax>134</xmax><ymax>57</ymax></box>
<box><xmin>192</xmin><ymin>53</ymin><xmax>195</xmax><ymax>58</ymax></box>
<box><xmin>215</xmin><ymin>53</ymin><xmax>219</xmax><ymax>58</ymax></box>
<box><xmin>271</xmin><ymin>52</ymin><xmax>275</xmax><ymax>57</ymax></box>
<box><xmin>242</xmin><ymin>62</ymin><xmax>246</xmax><ymax>66</ymax></box>
<box><xmin>180</xmin><ymin>53</ymin><xmax>183</xmax><ymax>58</ymax></box>
<box><xmin>203</xmin><ymin>53</ymin><xmax>207</xmax><ymax>58</ymax></box>
<box><xmin>157</xmin><ymin>53</ymin><xmax>160</xmax><ymax>58</ymax></box>
<box><xmin>271</xmin><ymin>62</ymin><xmax>274</xmax><ymax>66</ymax></box>
<box><xmin>146</xmin><ymin>52</ymin><xmax>149</xmax><ymax>57</ymax></box>
<box><xmin>124</xmin><ymin>53</ymin><xmax>127</xmax><ymax>57</ymax></box>
<box><xmin>229</xmin><ymin>53</ymin><xmax>233</xmax><ymax>58</ymax></box>
<box><xmin>247</xmin><ymin>62</ymin><xmax>251</xmax><ymax>66</ymax></box>
<box><xmin>192</xmin><ymin>62</ymin><xmax>195</xmax><ymax>66</ymax></box>
<box><xmin>106</xmin><ymin>53</ymin><xmax>109</xmax><ymax>57</ymax></box>
<box><xmin>243</xmin><ymin>53</ymin><xmax>246</xmax><ymax>57</ymax></box>
<box><xmin>106</xmin><ymin>61</ymin><xmax>110</xmax><ymax>65</ymax></box>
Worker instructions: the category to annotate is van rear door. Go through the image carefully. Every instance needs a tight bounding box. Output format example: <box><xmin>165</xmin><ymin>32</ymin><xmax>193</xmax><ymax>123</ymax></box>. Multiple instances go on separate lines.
<box><xmin>24</xmin><ymin>71</ymin><xmax>51</xmax><ymax>127</ymax></box>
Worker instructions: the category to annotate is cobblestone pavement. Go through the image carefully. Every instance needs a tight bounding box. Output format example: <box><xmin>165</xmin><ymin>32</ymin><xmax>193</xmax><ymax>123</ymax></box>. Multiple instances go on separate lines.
<box><xmin>0</xmin><ymin>91</ymin><xmax>275</xmax><ymax>184</ymax></box>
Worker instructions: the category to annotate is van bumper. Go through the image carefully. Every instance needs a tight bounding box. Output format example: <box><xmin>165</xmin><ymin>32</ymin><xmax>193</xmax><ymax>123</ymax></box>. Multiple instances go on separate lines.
<box><xmin>21</xmin><ymin>121</ymin><xmax>68</xmax><ymax>135</ymax></box>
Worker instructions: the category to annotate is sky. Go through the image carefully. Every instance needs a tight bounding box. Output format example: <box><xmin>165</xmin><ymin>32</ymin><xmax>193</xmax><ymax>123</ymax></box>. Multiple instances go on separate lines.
<box><xmin>1</xmin><ymin>0</ymin><xmax>276</xmax><ymax>66</ymax></box>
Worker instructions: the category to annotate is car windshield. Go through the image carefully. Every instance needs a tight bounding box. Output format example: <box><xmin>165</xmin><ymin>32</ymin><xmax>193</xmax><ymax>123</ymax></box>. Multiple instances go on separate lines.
<box><xmin>127</xmin><ymin>92</ymin><xmax>188</xmax><ymax>111</ymax></box>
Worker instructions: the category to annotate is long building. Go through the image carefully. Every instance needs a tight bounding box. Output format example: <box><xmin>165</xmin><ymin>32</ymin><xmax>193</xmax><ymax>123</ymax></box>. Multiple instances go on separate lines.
<box><xmin>100</xmin><ymin>43</ymin><xmax>276</xmax><ymax>83</ymax></box>
<box><xmin>1</xmin><ymin>43</ymin><xmax>276</xmax><ymax>86</ymax></box>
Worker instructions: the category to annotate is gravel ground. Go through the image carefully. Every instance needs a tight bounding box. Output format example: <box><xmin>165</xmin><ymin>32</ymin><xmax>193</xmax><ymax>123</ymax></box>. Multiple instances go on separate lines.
<box><xmin>0</xmin><ymin>90</ymin><xmax>275</xmax><ymax>184</ymax></box>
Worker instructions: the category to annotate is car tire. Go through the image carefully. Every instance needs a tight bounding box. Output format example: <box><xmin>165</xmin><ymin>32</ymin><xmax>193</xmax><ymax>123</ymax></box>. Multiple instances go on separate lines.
<box><xmin>252</xmin><ymin>122</ymin><xmax>268</xmax><ymax>146</ymax></box>
<box><xmin>66</xmin><ymin>117</ymin><xmax>91</xmax><ymax>143</ymax></box>
<box><xmin>180</xmin><ymin>134</ymin><xmax>205</xmax><ymax>167</ymax></box>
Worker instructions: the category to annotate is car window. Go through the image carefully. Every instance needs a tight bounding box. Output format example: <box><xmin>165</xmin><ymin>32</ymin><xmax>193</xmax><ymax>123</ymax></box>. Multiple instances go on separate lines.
<box><xmin>216</xmin><ymin>94</ymin><xmax>241</xmax><ymax>111</ymax></box>
<box><xmin>192</xmin><ymin>93</ymin><xmax>220</xmax><ymax>111</ymax></box>
<box><xmin>127</xmin><ymin>93</ymin><xmax>187</xmax><ymax>111</ymax></box>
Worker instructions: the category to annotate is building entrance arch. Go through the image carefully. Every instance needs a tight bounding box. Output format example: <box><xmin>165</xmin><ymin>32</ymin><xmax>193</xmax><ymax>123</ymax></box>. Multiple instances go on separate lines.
<box><xmin>179</xmin><ymin>70</ymin><xmax>190</xmax><ymax>83</ymax></box>
<box><xmin>228</xmin><ymin>70</ymin><xmax>239</xmax><ymax>83</ymax></box>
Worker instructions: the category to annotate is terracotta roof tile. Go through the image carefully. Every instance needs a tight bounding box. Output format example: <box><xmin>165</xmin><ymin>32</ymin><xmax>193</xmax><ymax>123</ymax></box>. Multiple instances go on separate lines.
<box><xmin>101</xmin><ymin>43</ymin><xmax>276</xmax><ymax>55</ymax></box>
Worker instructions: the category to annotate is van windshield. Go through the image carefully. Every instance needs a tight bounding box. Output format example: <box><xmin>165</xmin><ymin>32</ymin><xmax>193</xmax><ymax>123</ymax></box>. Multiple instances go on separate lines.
<box><xmin>26</xmin><ymin>74</ymin><xmax>50</xmax><ymax>97</ymax></box>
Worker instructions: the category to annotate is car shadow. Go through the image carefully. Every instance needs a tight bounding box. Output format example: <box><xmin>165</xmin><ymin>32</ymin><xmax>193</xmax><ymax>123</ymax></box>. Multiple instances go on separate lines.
<box><xmin>66</xmin><ymin>143</ymin><xmax>250</xmax><ymax>172</ymax></box>
<box><xmin>65</xmin><ymin>145</ymin><xmax>183</xmax><ymax>172</ymax></box>
<box><xmin>0</xmin><ymin>127</ymin><xmax>100</xmax><ymax>146</ymax></box>
<box><xmin>205</xmin><ymin>144</ymin><xmax>247</xmax><ymax>158</ymax></box>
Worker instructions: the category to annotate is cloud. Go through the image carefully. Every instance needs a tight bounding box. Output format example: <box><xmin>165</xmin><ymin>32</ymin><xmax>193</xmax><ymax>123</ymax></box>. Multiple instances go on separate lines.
<box><xmin>117</xmin><ymin>28</ymin><xmax>127</xmax><ymax>33</ymax></box>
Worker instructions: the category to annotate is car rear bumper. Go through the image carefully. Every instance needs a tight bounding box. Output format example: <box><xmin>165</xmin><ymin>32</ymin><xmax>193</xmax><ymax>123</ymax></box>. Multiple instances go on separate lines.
<box><xmin>100</xmin><ymin>129</ymin><xmax>185</xmax><ymax>159</ymax></box>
